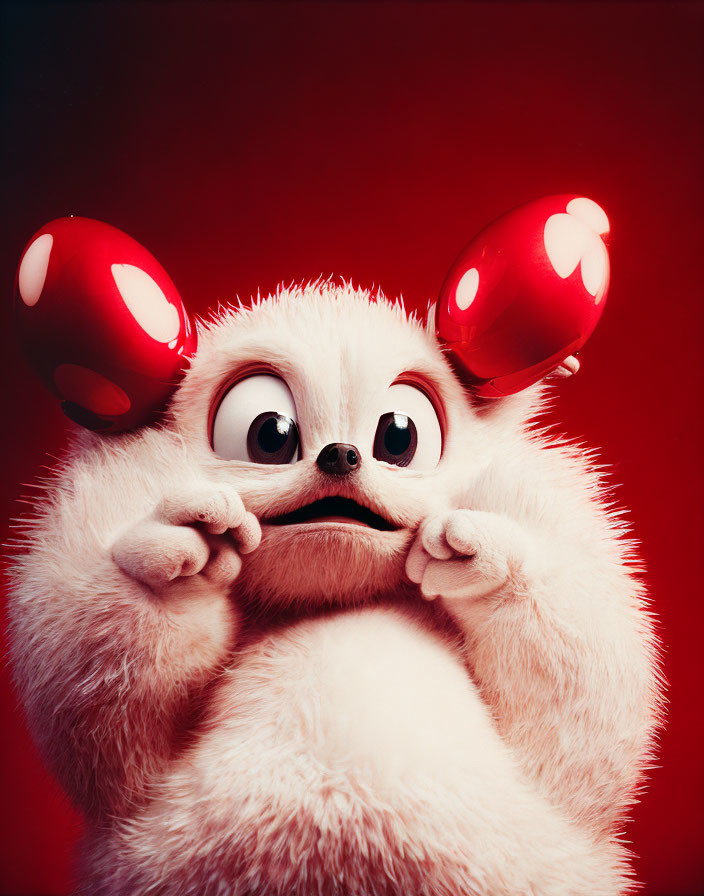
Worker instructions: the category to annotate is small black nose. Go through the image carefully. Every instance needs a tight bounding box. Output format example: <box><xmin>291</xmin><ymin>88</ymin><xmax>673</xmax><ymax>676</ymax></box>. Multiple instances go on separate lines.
<box><xmin>316</xmin><ymin>442</ymin><xmax>360</xmax><ymax>476</ymax></box>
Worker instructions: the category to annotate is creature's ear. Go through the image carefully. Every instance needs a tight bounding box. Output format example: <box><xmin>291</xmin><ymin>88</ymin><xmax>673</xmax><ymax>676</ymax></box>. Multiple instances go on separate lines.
<box><xmin>14</xmin><ymin>217</ymin><xmax>197</xmax><ymax>433</ymax></box>
<box><xmin>430</xmin><ymin>194</ymin><xmax>610</xmax><ymax>403</ymax></box>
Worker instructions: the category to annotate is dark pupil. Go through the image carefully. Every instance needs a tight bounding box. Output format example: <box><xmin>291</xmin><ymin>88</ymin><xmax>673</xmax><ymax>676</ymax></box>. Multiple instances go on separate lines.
<box><xmin>258</xmin><ymin>416</ymin><xmax>291</xmax><ymax>453</ymax></box>
<box><xmin>247</xmin><ymin>412</ymin><xmax>298</xmax><ymax>464</ymax></box>
<box><xmin>373</xmin><ymin>412</ymin><xmax>418</xmax><ymax>467</ymax></box>
<box><xmin>384</xmin><ymin>414</ymin><xmax>412</xmax><ymax>456</ymax></box>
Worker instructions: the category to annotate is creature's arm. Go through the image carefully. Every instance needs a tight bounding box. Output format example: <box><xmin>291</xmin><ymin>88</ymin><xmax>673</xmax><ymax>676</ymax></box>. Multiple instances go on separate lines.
<box><xmin>7</xmin><ymin>430</ymin><xmax>259</xmax><ymax>820</ymax></box>
<box><xmin>407</xmin><ymin>450</ymin><xmax>662</xmax><ymax>836</ymax></box>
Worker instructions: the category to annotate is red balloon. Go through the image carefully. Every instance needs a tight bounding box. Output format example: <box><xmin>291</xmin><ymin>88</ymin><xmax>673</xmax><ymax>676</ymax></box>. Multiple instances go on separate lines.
<box><xmin>14</xmin><ymin>217</ymin><xmax>196</xmax><ymax>432</ymax></box>
<box><xmin>436</xmin><ymin>194</ymin><xmax>610</xmax><ymax>397</ymax></box>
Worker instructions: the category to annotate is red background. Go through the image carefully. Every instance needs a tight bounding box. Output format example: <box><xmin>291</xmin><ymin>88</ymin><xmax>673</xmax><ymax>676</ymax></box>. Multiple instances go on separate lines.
<box><xmin>1</xmin><ymin>2</ymin><xmax>702</xmax><ymax>893</ymax></box>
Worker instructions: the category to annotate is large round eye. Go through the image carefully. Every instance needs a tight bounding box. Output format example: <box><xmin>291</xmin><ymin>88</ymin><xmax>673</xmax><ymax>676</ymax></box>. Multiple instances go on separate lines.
<box><xmin>211</xmin><ymin>374</ymin><xmax>300</xmax><ymax>464</ymax></box>
<box><xmin>373</xmin><ymin>383</ymin><xmax>442</xmax><ymax>470</ymax></box>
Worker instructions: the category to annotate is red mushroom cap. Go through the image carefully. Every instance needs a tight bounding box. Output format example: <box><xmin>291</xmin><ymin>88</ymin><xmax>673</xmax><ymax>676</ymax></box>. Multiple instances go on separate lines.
<box><xmin>436</xmin><ymin>195</ymin><xmax>610</xmax><ymax>397</ymax></box>
<box><xmin>14</xmin><ymin>217</ymin><xmax>196</xmax><ymax>432</ymax></box>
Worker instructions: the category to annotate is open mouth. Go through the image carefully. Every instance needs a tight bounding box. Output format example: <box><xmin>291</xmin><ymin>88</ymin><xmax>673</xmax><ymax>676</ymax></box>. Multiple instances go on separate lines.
<box><xmin>266</xmin><ymin>496</ymin><xmax>398</xmax><ymax>531</ymax></box>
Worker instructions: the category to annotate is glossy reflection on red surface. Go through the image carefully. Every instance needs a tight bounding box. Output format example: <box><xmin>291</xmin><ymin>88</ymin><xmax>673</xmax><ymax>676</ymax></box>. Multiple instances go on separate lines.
<box><xmin>1</xmin><ymin>2</ymin><xmax>702</xmax><ymax>895</ymax></box>
<box><xmin>436</xmin><ymin>194</ymin><xmax>609</xmax><ymax>397</ymax></box>
<box><xmin>14</xmin><ymin>217</ymin><xmax>196</xmax><ymax>432</ymax></box>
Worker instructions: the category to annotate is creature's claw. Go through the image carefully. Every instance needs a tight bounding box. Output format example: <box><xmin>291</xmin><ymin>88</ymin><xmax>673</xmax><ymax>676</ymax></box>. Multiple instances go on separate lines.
<box><xmin>113</xmin><ymin>483</ymin><xmax>260</xmax><ymax>594</ymax></box>
<box><xmin>406</xmin><ymin>509</ymin><xmax>530</xmax><ymax>602</ymax></box>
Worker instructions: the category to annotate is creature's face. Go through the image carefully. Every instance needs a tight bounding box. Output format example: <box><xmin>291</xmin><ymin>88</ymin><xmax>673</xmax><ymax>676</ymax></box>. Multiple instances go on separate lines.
<box><xmin>169</xmin><ymin>284</ymin><xmax>498</xmax><ymax>607</ymax></box>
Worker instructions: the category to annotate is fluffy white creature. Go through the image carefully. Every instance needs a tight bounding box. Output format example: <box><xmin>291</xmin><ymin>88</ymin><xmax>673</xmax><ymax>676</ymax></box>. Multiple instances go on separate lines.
<box><xmin>7</xmin><ymin>283</ymin><xmax>663</xmax><ymax>896</ymax></box>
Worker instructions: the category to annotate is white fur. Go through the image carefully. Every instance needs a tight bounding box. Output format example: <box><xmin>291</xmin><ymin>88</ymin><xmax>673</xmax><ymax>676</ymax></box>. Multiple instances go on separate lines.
<box><xmin>6</xmin><ymin>282</ymin><xmax>663</xmax><ymax>895</ymax></box>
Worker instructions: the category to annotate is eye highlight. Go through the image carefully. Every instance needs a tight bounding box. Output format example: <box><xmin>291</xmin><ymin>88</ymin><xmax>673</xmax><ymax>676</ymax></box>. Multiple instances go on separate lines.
<box><xmin>211</xmin><ymin>374</ymin><xmax>300</xmax><ymax>464</ymax></box>
<box><xmin>373</xmin><ymin>413</ymin><xmax>418</xmax><ymax>467</ymax></box>
<box><xmin>246</xmin><ymin>412</ymin><xmax>299</xmax><ymax>464</ymax></box>
<box><xmin>373</xmin><ymin>383</ymin><xmax>442</xmax><ymax>471</ymax></box>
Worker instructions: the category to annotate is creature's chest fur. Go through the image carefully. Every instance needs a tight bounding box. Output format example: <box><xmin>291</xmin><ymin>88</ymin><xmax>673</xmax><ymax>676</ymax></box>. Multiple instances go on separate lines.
<box><xmin>106</xmin><ymin>605</ymin><xmax>509</xmax><ymax>894</ymax></box>
<box><xmin>211</xmin><ymin>602</ymin><xmax>478</xmax><ymax>788</ymax></box>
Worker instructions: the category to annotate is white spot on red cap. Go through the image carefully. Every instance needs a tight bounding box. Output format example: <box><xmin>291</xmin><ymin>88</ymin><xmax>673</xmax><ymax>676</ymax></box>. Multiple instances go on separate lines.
<box><xmin>566</xmin><ymin>197</ymin><xmax>609</xmax><ymax>235</ymax></box>
<box><xmin>544</xmin><ymin>212</ymin><xmax>608</xmax><ymax>300</ymax></box>
<box><xmin>18</xmin><ymin>233</ymin><xmax>53</xmax><ymax>306</ymax></box>
<box><xmin>54</xmin><ymin>363</ymin><xmax>131</xmax><ymax>416</ymax></box>
<box><xmin>544</xmin><ymin>214</ymin><xmax>586</xmax><ymax>278</ymax></box>
<box><xmin>580</xmin><ymin>241</ymin><xmax>608</xmax><ymax>300</ymax></box>
<box><xmin>455</xmin><ymin>268</ymin><xmax>480</xmax><ymax>310</ymax></box>
<box><xmin>112</xmin><ymin>263</ymin><xmax>181</xmax><ymax>343</ymax></box>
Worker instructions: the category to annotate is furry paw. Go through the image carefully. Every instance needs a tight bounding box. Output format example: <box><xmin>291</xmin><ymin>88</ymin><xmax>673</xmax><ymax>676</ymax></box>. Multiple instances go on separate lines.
<box><xmin>112</xmin><ymin>483</ymin><xmax>261</xmax><ymax>593</ymax></box>
<box><xmin>405</xmin><ymin>509</ymin><xmax>531</xmax><ymax>601</ymax></box>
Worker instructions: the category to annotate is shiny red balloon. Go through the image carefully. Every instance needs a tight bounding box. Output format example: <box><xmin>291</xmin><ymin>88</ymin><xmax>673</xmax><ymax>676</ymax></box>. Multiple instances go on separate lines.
<box><xmin>436</xmin><ymin>194</ymin><xmax>610</xmax><ymax>397</ymax></box>
<box><xmin>14</xmin><ymin>217</ymin><xmax>196</xmax><ymax>432</ymax></box>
